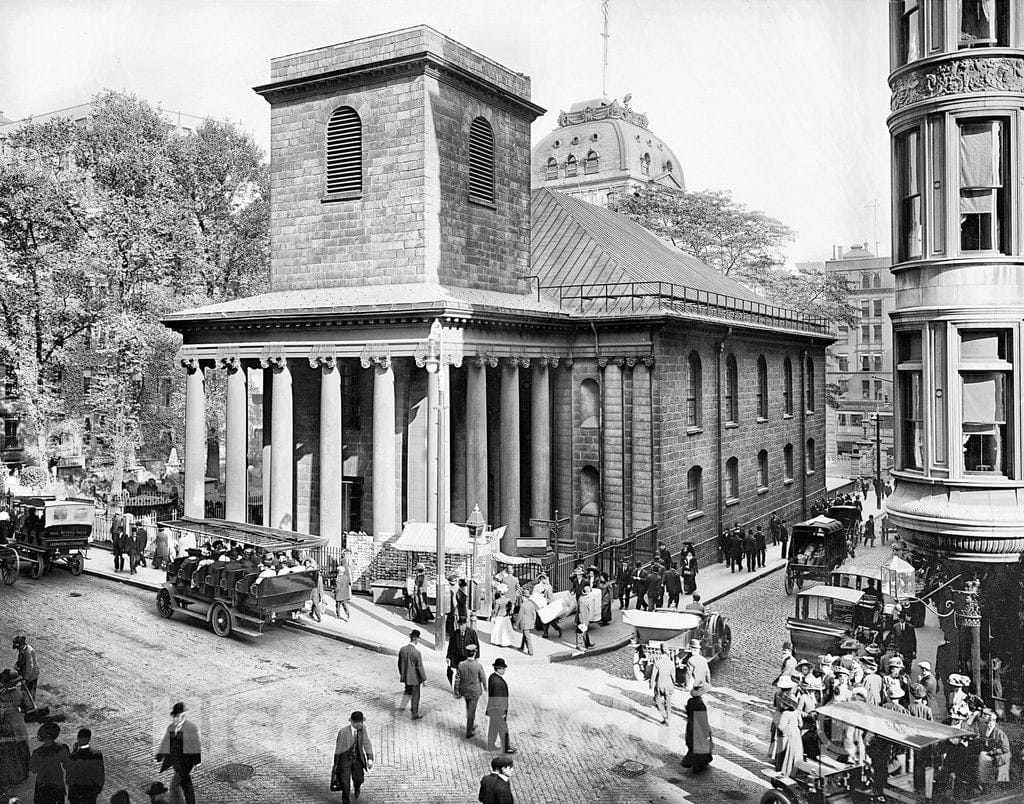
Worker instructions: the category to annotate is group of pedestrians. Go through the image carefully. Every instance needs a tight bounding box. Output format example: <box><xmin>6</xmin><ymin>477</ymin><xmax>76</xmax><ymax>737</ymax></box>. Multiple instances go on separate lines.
<box><xmin>109</xmin><ymin>514</ymin><xmax>158</xmax><ymax>575</ymax></box>
<box><xmin>721</xmin><ymin>518</ymin><xmax>785</xmax><ymax>572</ymax></box>
<box><xmin>645</xmin><ymin>639</ymin><xmax>715</xmax><ymax>774</ymax></box>
<box><xmin>618</xmin><ymin>542</ymin><xmax>701</xmax><ymax>612</ymax></box>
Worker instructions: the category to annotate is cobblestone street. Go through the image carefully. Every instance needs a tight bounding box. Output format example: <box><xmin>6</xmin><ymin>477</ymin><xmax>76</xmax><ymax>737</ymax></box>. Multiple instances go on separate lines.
<box><xmin>3</xmin><ymin>569</ymin><xmax>781</xmax><ymax>804</ymax></box>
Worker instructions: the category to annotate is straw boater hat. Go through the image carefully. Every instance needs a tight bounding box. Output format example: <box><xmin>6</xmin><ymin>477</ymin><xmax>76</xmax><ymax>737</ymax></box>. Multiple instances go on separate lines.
<box><xmin>795</xmin><ymin>658</ymin><xmax>812</xmax><ymax>670</ymax></box>
<box><xmin>947</xmin><ymin>673</ymin><xmax>969</xmax><ymax>688</ymax></box>
<box><xmin>688</xmin><ymin>639</ymin><xmax>702</xmax><ymax>652</ymax></box>
<box><xmin>861</xmin><ymin>656</ymin><xmax>878</xmax><ymax>672</ymax></box>
<box><xmin>887</xmin><ymin>655</ymin><xmax>906</xmax><ymax>669</ymax></box>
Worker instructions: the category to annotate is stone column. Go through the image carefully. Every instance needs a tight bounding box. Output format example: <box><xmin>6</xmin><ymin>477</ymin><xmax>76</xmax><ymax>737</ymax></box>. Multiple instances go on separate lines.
<box><xmin>261</xmin><ymin>369</ymin><xmax>272</xmax><ymax>527</ymax></box>
<box><xmin>601</xmin><ymin>357</ymin><xmax>625</xmax><ymax>542</ymax></box>
<box><xmin>363</xmin><ymin>349</ymin><xmax>396</xmax><ymax>538</ymax></box>
<box><xmin>530</xmin><ymin>360</ymin><xmax>552</xmax><ymax>540</ymax></box>
<box><xmin>466</xmin><ymin>357</ymin><xmax>493</xmax><ymax>522</ymax></box>
<box><xmin>426</xmin><ymin>369</ymin><xmax>439</xmax><ymax>523</ymax></box>
<box><xmin>222</xmin><ymin>357</ymin><xmax>247</xmax><ymax>523</ymax></box>
<box><xmin>630</xmin><ymin>357</ymin><xmax>655</xmax><ymax>529</ymax></box>
<box><xmin>182</xmin><ymin>358</ymin><xmax>206</xmax><ymax>519</ymax></box>
<box><xmin>500</xmin><ymin>358</ymin><xmax>526</xmax><ymax>553</ymax></box>
<box><xmin>262</xmin><ymin>355</ymin><xmax>293</xmax><ymax>531</ymax></box>
<box><xmin>314</xmin><ymin>355</ymin><xmax>343</xmax><ymax>543</ymax></box>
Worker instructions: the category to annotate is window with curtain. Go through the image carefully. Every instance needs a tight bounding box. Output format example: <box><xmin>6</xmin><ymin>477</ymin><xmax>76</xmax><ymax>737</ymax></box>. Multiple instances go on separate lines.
<box><xmin>580</xmin><ymin>379</ymin><xmax>600</xmax><ymax>428</ymax></box>
<box><xmin>326</xmin><ymin>106</ymin><xmax>362</xmax><ymax>196</ymax></box>
<box><xmin>960</xmin><ymin>0</ymin><xmax>1007</xmax><ymax>47</ymax></box>
<box><xmin>861</xmin><ymin>355</ymin><xmax>871</xmax><ymax>372</ymax></box>
<box><xmin>687</xmin><ymin>351</ymin><xmax>702</xmax><ymax>428</ymax></box>
<box><xmin>757</xmin><ymin>450</ymin><xmax>769</xmax><ymax>489</ymax></box>
<box><xmin>873</xmin><ymin>300</ymin><xmax>883</xmax><ymax>317</ymax></box>
<box><xmin>565</xmin><ymin>154</ymin><xmax>578</xmax><ymax>177</ymax></box>
<box><xmin>725</xmin><ymin>457</ymin><xmax>739</xmax><ymax>500</ymax></box>
<box><xmin>584</xmin><ymin>150</ymin><xmax>599</xmax><ymax>174</ymax></box>
<box><xmin>756</xmin><ymin>356</ymin><xmax>768</xmax><ymax>419</ymax></box>
<box><xmin>783</xmin><ymin>357</ymin><xmax>794</xmax><ymax>415</ymax></box>
<box><xmin>897</xmin><ymin>330</ymin><xmax>924</xmax><ymax>470</ymax></box>
<box><xmin>959</xmin><ymin>118</ymin><xmax>1007</xmax><ymax>253</ymax></box>
<box><xmin>725</xmin><ymin>354</ymin><xmax>739</xmax><ymax>423</ymax></box>
<box><xmin>783</xmin><ymin>444</ymin><xmax>794</xmax><ymax>480</ymax></box>
<box><xmin>839</xmin><ymin>379</ymin><xmax>849</xmax><ymax>395</ymax></box>
<box><xmin>837</xmin><ymin>355</ymin><xmax>848</xmax><ymax>373</ymax></box>
<box><xmin>959</xmin><ymin>329</ymin><xmax>1012</xmax><ymax>476</ymax></box>
<box><xmin>686</xmin><ymin>466</ymin><xmax>703</xmax><ymax>512</ymax></box>
<box><xmin>806</xmin><ymin>438</ymin><xmax>816</xmax><ymax>473</ymax></box>
<box><xmin>805</xmin><ymin>356</ymin><xmax>816</xmax><ymax>411</ymax></box>
<box><xmin>861</xmin><ymin>273</ymin><xmax>871</xmax><ymax>290</ymax></box>
<box><xmin>861</xmin><ymin>301</ymin><xmax>871</xmax><ymax>319</ymax></box>
<box><xmin>469</xmin><ymin>117</ymin><xmax>495</xmax><ymax>205</ymax></box>
<box><xmin>900</xmin><ymin>0</ymin><xmax>922</xmax><ymax>64</ymax></box>
<box><xmin>545</xmin><ymin>157</ymin><xmax>558</xmax><ymax>180</ymax></box>
<box><xmin>580</xmin><ymin>466</ymin><xmax>600</xmax><ymax>516</ymax></box>
<box><xmin>897</xmin><ymin>128</ymin><xmax>922</xmax><ymax>261</ymax></box>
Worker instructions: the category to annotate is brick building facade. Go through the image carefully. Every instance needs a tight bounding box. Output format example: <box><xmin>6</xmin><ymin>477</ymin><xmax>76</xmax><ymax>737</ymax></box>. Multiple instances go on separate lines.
<box><xmin>164</xmin><ymin>26</ymin><xmax>830</xmax><ymax>565</ymax></box>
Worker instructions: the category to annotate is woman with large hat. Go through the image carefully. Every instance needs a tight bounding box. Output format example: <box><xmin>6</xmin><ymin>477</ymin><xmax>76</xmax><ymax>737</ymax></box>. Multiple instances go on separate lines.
<box><xmin>30</xmin><ymin>721</ymin><xmax>71</xmax><ymax>804</ymax></box>
<box><xmin>773</xmin><ymin>677</ymin><xmax>804</xmax><ymax>775</ymax></box>
<box><xmin>0</xmin><ymin>668</ymin><xmax>31</xmax><ymax>789</ymax></box>
<box><xmin>682</xmin><ymin>681</ymin><xmax>713</xmax><ymax>773</ymax></box>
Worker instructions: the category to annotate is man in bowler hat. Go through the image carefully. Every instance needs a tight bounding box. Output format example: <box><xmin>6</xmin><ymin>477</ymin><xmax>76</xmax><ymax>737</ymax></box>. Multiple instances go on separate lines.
<box><xmin>478</xmin><ymin>755</ymin><xmax>515</xmax><ymax>804</ymax></box>
<box><xmin>155</xmin><ymin>702</ymin><xmax>201</xmax><ymax>804</ymax></box>
<box><xmin>486</xmin><ymin>658</ymin><xmax>516</xmax><ymax>754</ymax></box>
<box><xmin>333</xmin><ymin>710</ymin><xmax>374</xmax><ymax>804</ymax></box>
<box><xmin>398</xmin><ymin>630</ymin><xmax>427</xmax><ymax>719</ymax></box>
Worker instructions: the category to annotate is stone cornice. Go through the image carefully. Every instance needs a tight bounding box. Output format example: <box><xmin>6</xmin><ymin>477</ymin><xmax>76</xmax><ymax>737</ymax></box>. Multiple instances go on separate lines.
<box><xmin>890</xmin><ymin>53</ymin><xmax>1024</xmax><ymax>113</ymax></box>
<box><xmin>557</xmin><ymin>98</ymin><xmax>648</xmax><ymax>130</ymax></box>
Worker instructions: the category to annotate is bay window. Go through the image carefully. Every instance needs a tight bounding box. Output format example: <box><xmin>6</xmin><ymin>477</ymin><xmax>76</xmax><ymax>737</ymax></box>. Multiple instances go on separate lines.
<box><xmin>897</xmin><ymin>331</ymin><xmax>924</xmax><ymax>470</ymax></box>
<box><xmin>959</xmin><ymin>329</ymin><xmax>1013</xmax><ymax>476</ymax></box>
<box><xmin>959</xmin><ymin>0</ymin><xmax>1008</xmax><ymax>48</ymax></box>
<box><xmin>958</xmin><ymin>118</ymin><xmax>1008</xmax><ymax>254</ymax></box>
<box><xmin>899</xmin><ymin>1</ymin><xmax>922</xmax><ymax>65</ymax></box>
<box><xmin>896</xmin><ymin>128</ymin><xmax>922</xmax><ymax>261</ymax></box>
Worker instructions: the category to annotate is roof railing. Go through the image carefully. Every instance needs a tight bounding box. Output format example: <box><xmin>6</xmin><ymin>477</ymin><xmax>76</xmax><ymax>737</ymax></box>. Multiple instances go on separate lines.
<box><xmin>540</xmin><ymin>281</ymin><xmax>831</xmax><ymax>335</ymax></box>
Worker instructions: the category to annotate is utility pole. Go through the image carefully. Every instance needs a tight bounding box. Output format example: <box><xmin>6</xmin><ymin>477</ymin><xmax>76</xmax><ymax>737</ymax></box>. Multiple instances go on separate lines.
<box><xmin>601</xmin><ymin>0</ymin><xmax>610</xmax><ymax>98</ymax></box>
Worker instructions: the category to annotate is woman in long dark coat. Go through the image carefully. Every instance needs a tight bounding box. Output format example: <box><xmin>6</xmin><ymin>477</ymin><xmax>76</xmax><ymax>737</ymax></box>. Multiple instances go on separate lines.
<box><xmin>0</xmin><ymin>670</ymin><xmax>31</xmax><ymax>789</ymax></box>
<box><xmin>682</xmin><ymin>681</ymin><xmax>713</xmax><ymax>773</ymax></box>
<box><xmin>681</xmin><ymin>545</ymin><xmax>699</xmax><ymax>596</ymax></box>
<box><xmin>599</xmin><ymin>572</ymin><xmax>613</xmax><ymax>625</ymax></box>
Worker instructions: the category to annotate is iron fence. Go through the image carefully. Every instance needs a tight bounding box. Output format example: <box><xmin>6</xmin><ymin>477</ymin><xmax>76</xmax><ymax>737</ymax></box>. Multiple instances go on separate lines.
<box><xmin>544</xmin><ymin>524</ymin><xmax>658</xmax><ymax>592</ymax></box>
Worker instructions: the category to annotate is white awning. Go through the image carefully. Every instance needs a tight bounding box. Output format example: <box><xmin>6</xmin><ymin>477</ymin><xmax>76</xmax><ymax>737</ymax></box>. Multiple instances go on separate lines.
<box><xmin>393</xmin><ymin>522</ymin><xmax>474</xmax><ymax>555</ymax></box>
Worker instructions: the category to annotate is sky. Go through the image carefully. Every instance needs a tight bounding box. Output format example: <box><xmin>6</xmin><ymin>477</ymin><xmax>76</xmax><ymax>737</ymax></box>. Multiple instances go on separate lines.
<box><xmin>0</xmin><ymin>0</ymin><xmax>893</xmax><ymax>264</ymax></box>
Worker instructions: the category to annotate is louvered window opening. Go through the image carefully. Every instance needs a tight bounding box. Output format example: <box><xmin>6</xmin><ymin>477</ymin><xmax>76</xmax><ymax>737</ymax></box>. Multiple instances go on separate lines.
<box><xmin>469</xmin><ymin>117</ymin><xmax>495</xmax><ymax>205</ymax></box>
<box><xmin>326</xmin><ymin>107</ymin><xmax>362</xmax><ymax>196</ymax></box>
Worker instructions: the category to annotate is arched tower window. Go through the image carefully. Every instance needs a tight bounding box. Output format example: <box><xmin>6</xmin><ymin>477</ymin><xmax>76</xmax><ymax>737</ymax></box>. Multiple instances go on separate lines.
<box><xmin>640</xmin><ymin>152</ymin><xmax>651</xmax><ymax>176</ymax></box>
<box><xmin>806</xmin><ymin>438</ymin><xmax>817</xmax><ymax>473</ymax></box>
<box><xmin>725</xmin><ymin>353</ymin><xmax>738</xmax><ymax>424</ymax></box>
<box><xmin>469</xmin><ymin>117</ymin><xmax>495</xmax><ymax>205</ymax></box>
<box><xmin>545</xmin><ymin>157</ymin><xmax>558</xmax><ymax>181</ymax></box>
<box><xmin>584</xmin><ymin>150</ymin><xmax>599</xmax><ymax>174</ymax></box>
<box><xmin>580</xmin><ymin>466</ymin><xmax>600</xmax><ymax>516</ymax></box>
<box><xmin>725</xmin><ymin>457</ymin><xmax>739</xmax><ymax>500</ymax></box>
<box><xmin>756</xmin><ymin>355</ymin><xmax>768</xmax><ymax>419</ymax></box>
<box><xmin>326</xmin><ymin>106</ymin><xmax>362</xmax><ymax>195</ymax></box>
<box><xmin>783</xmin><ymin>443</ymin><xmax>794</xmax><ymax>480</ymax></box>
<box><xmin>686</xmin><ymin>466</ymin><xmax>703</xmax><ymax>513</ymax></box>
<box><xmin>664</xmin><ymin>160</ymin><xmax>673</xmax><ymax>173</ymax></box>
<box><xmin>687</xmin><ymin>351</ymin><xmax>702</xmax><ymax>428</ymax></box>
<box><xmin>580</xmin><ymin>379</ymin><xmax>599</xmax><ymax>428</ymax></box>
<box><xmin>757</xmin><ymin>449</ymin><xmax>769</xmax><ymax>489</ymax></box>
<box><xmin>565</xmin><ymin>154</ymin><xmax>578</xmax><ymax>178</ymax></box>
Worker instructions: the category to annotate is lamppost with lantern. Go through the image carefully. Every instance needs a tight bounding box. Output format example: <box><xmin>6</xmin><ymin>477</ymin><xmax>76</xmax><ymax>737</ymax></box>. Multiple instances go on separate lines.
<box><xmin>464</xmin><ymin>503</ymin><xmax>488</xmax><ymax>613</ymax></box>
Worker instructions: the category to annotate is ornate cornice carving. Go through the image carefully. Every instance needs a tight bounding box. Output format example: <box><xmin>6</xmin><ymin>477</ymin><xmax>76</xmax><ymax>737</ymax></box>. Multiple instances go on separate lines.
<box><xmin>308</xmin><ymin>344</ymin><xmax>337</xmax><ymax>370</ymax></box>
<box><xmin>180</xmin><ymin>357</ymin><xmax>203</xmax><ymax>374</ymax></box>
<box><xmin>890</xmin><ymin>55</ymin><xmax>1024</xmax><ymax>112</ymax></box>
<box><xmin>470</xmin><ymin>355</ymin><xmax>499</xmax><ymax>369</ymax></box>
<box><xmin>504</xmin><ymin>357</ymin><xmax>530</xmax><ymax>369</ymax></box>
<box><xmin>259</xmin><ymin>353</ymin><xmax>288</xmax><ymax>372</ymax></box>
<box><xmin>542</xmin><ymin>356</ymin><xmax>560</xmax><ymax>368</ymax></box>
<box><xmin>219</xmin><ymin>356</ymin><xmax>243</xmax><ymax>374</ymax></box>
<box><xmin>557</xmin><ymin>98</ymin><xmax>649</xmax><ymax>130</ymax></box>
<box><xmin>359</xmin><ymin>342</ymin><xmax>391</xmax><ymax>371</ymax></box>
<box><xmin>598</xmin><ymin>356</ymin><xmax>626</xmax><ymax>368</ymax></box>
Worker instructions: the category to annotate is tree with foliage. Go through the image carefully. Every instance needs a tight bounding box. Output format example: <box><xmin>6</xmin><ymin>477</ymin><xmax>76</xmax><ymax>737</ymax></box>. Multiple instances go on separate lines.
<box><xmin>610</xmin><ymin>185</ymin><xmax>858</xmax><ymax>327</ymax></box>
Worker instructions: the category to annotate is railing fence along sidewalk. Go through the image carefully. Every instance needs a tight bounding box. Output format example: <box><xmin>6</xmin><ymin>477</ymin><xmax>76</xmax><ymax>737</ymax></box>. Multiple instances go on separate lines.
<box><xmin>544</xmin><ymin>524</ymin><xmax>659</xmax><ymax>592</ymax></box>
<box><xmin>543</xmin><ymin>281</ymin><xmax>831</xmax><ymax>335</ymax></box>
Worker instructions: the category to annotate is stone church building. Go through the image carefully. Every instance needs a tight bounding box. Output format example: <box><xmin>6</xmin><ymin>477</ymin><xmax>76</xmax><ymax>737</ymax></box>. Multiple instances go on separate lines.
<box><xmin>164</xmin><ymin>26</ymin><xmax>830</xmax><ymax>562</ymax></box>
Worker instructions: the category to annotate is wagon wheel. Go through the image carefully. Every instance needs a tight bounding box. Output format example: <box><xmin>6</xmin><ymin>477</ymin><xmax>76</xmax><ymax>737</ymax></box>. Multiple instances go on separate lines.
<box><xmin>68</xmin><ymin>553</ymin><xmax>84</xmax><ymax>576</ymax></box>
<box><xmin>29</xmin><ymin>558</ymin><xmax>44</xmax><ymax>580</ymax></box>
<box><xmin>210</xmin><ymin>602</ymin><xmax>233</xmax><ymax>638</ymax></box>
<box><xmin>156</xmin><ymin>588</ymin><xmax>175</xmax><ymax>619</ymax></box>
<box><xmin>784</xmin><ymin>572</ymin><xmax>794</xmax><ymax>596</ymax></box>
<box><xmin>759</xmin><ymin>790</ymin><xmax>798</xmax><ymax>804</ymax></box>
<box><xmin>718</xmin><ymin>625</ymin><xmax>732</xmax><ymax>659</ymax></box>
<box><xmin>1</xmin><ymin>552</ymin><xmax>18</xmax><ymax>586</ymax></box>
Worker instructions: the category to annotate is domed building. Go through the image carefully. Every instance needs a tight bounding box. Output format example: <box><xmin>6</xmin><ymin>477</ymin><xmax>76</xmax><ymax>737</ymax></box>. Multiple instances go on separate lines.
<box><xmin>531</xmin><ymin>97</ymin><xmax>683</xmax><ymax>206</ymax></box>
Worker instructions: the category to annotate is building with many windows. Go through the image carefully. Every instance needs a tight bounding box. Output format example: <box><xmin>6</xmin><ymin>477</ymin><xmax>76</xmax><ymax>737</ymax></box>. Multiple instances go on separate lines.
<box><xmin>163</xmin><ymin>27</ymin><xmax>830</xmax><ymax>563</ymax></box>
<box><xmin>823</xmin><ymin>244</ymin><xmax>895</xmax><ymax>481</ymax></box>
<box><xmin>530</xmin><ymin>97</ymin><xmax>683</xmax><ymax>206</ymax></box>
<box><xmin>887</xmin><ymin>0</ymin><xmax>1024</xmax><ymax>566</ymax></box>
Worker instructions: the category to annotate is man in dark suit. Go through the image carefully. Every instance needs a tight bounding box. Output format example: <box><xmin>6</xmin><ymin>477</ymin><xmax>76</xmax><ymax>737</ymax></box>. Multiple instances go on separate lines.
<box><xmin>478</xmin><ymin>756</ymin><xmax>514</xmax><ymax>804</ymax></box>
<box><xmin>446</xmin><ymin>617</ymin><xmax>481</xmax><ymax>686</ymax></box>
<box><xmin>333</xmin><ymin>710</ymin><xmax>373</xmax><ymax>804</ymax></box>
<box><xmin>743</xmin><ymin>529</ymin><xmax>757</xmax><ymax>573</ymax></box>
<box><xmin>755</xmin><ymin>526</ymin><xmax>767</xmax><ymax>569</ymax></box>
<box><xmin>663</xmin><ymin>562</ymin><xmax>683</xmax><ymax>609</ymax></box>
<box><xmin>486</xmin><ymin>658</ymin><xmax>516</xmax><ymax>754</ymax></box>
<box><xmin>455</xmin><ymin>644</ymin><xmax>487</xmax><ymax>738</ymax></box>
<box><xmin>155</xmin><ymin>702</ymin><xmax>200</xmax><ymax>804</ymax></box>
<box><xmin>645</xmin><ymin>563</ymin><xmax>663</xmax><ymax>611</ymax></box>
<box><xmin>398</xmin><ymin>629</ymin><xmax>426</xmax><ymax>719</ymax></box>
<box><xmin>67</xmin><ymin>727</ymin><xmax>105</xmax><ymax>804</ymax></box>
<box><xmin>514</xmin><ymin>591</ymin><xmax>538</xmax><ymax>656</ymax></box>
<box><xmin>111</xmin><ymin>513</ymin><xmax>126</xmax><ymax>572</ymax></box>
<box><xmin>616</xmin><ymin>560</ymin><xmax>633</xmax><ymax>610</ymax></box>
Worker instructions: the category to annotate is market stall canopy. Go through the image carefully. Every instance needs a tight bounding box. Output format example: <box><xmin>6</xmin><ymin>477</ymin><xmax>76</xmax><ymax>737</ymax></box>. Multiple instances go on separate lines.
<box><xmin>394</xmin><ymin>522</ymin><xmax>475</xmax><ymax>555</ymax></box>
<box><xmin>814</xmin><ymin>701</ymin><xmax>969</xmax><ymax>750</ymax></box>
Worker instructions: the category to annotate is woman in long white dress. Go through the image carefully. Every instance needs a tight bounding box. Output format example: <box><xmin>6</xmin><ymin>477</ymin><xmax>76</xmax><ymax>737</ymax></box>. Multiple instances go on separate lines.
<box><xmin>490</xmin><ymin>600</ymin><xmax>519</xmax><ymax>647</ymax></box>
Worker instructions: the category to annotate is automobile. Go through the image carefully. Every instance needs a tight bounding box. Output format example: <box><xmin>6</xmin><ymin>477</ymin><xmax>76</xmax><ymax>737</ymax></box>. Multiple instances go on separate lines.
<box><xmin>760</xmin><ymin>699</ymin><xmax>1016</xmax><ymax>803</ymax></box>
<box><xmin>827</xmin><ymin>504</ymin><xmax>863</xmax><ymax>546</ymax></box>
<box><xmin>155</xmin><ymin>517</ymin><xmax>327</xmax><ymax>639</ymax></box>
<box><xmin>785</xmin><ymin>516</ymin><xmax>848</xmax><ymax>595</ymax></box>
<box><xmin>9</xmin><ymin>496</ymin><xmax>94</xmax><ymax>578</ymax></box>
<box><xmin>786</xmin><ymin>585</ymin><xmax>887</xmax><ymax>661</ymax></box>
<box><xmin>624</xmin><ymin>608</ymin><xmax>732</xmax><ymax>684</ymax></box>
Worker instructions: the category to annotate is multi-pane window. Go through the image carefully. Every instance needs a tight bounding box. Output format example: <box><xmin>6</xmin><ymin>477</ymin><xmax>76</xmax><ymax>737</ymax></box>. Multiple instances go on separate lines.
<box><xmin>875</xmin><ymin>380</ymin><xmax>888</xmax><ymax>401</ymax></box>
<box><xmin>325</xmin><ymin>106</ymin><xmax>362</xmax><ymax>196</ymax></box>
<box><xmin>805</xmin><ymin>356</ymin><xmax>816</xmax><ymax>411</ymax></box>
<box><xmin>686</xmin><ymin>466</ymin><xmax>703</xmax><ymax>513</ymax></box>
<box><xmin>545</xmin><ymin>157</ymin><xmax>558</xmax><ymax>180</ymax></box>
<box><xmin>861</xmin><ymin>273</ymin><xmax>872</xmax><ymax>290</ymax></box>
<box><xmin>3</xmin><ymin>418</ymin><xmax>20</xmax><ymax>450</ymax></box>
<box><xmin>873</xmin><ymin>300</ymin><xmax>883</xmax><ymax>317</ymax></box>
<box><xmin>861</xmin><ymin>301</ymin><xmax>871</xmax><ymax>319</ymax></box>
<box><xmin>896</xmin><ymin>128</ymin><xmax>922</xmax><ymax>261</ymax></box>
<box><xmin>806</xmin><ymin>438</ymin><xmax>816</xmax><ymax>473</ymax></box>
<box><xmin>783</xmin><ymin>444</ymin><xmax>794</xmax><ymax>480</ymax></box>
<box><xmin>725</xmin><ymin>457</ymin><xmax>739</xmax><ymax>500</ymax></box>
<box><xmin>757</xmin><ymin>450</ymin><xmax>769</xmax><ymax>489</ymax></box>
<box><xmin>960</xmin><ymin>329</ymin><xmax>1013</xmax><ymax>476</ymax></box>
<box><xmin>686</xmin><ymin>351</ymin><xmax>702</xmax><ymax>428</ymax></box>
<box><xmin>783</xmin><ymin>357</ymin><xmax>794</xmax><ymax>415</ymax></box>
<box><xmin>756</xmin><ymin>356</ymin><xmax>768</xmax><ymax>419</ymax></box>
<box><xmin>468</xmin><ymin>117</ymin><xmax>495</xmax><ymax>205</ymax></box>
<box><xmin>861</xmin><ymin>325</ymin><xmax>871</xmax><ymax>341</ymax></box>
<box><xmin>899</xmin><ymin>0</ymin><xmax>922</xmax><ymax>64</ymax></box>
<box><xmin>3</xmin><ymin>366</ymin><xmax>16</xmax><ymax>397</ymax></box>
<box><xmin>862</xmin><ymin>379</ymin><xmax>872</xmax><ymax>399</ymax></box>
<box><xmin>565</xmin><ymin>154</ymin><xmax>578</xmax><ymax>177</ymax></box>
<box><xmin>873</xmin><ymin>325</ymin><xmax>883</xmax><ymax>342</ymax></box>
<box><xmin>874</xmin><ymin>355</ymin><xmax>883</xmax><ymax>372</ymax></box>
<box><xmin>960</xmin><ymin>0</ymin><xmax>1008</xmax><ymax>48</ymax></box>
<box><xmin>897</xmin><ymin>331</ymin><xmax>924</xmax><ymax>470</ymax></box>
<box><xmin>725</xmin><ymin>354</ymin><xmax>738</xmax><ymax>423</ymax></box>
<box><xmin>959</xmin><ymin>118</ymin><xmax>1008</xmax><ymax>253</ymax></box>
<box><xmin>82</xmin><ymin>370</ymin><xmax>95</xmax><ymax>395</ymax></box>
<box><xmin>837</xmin><ymin>354</ymin><xmax>849</xmax><ymax>373</ymax></box>
<box><xmin>584</xmin><ymin>150</ymin><xmax>599</xmax><ymax>174</ymax></box>
<box><xmin>838</xmin><ymin>379</ymin><xmax>849</xmax><ymax>395</ymax></box>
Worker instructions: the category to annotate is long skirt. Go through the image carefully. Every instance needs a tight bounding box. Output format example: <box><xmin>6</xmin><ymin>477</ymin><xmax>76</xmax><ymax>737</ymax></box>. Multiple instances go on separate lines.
<box><xmin>775</xmin><ymin>710</ymin><xmax>804</xmax><ymax>776</ymax></box>
<box><xmin>0</xmin><ymin>736</ymin><xmax>31</xmax><ymax>789</ymax></box>
<box><xmin>490</xmin><ymin>616</ymin><xmax>518</xmax><ymax>647</ymax></box>
<box><xmin>683</xmin><ymin>694</ymin><xmax>713</xmax><ymax>772</ymax></box>
<box><xmin>682</xmin><ymin>572</ymin><xmax>697</xmax><ymax>595</ymax></box>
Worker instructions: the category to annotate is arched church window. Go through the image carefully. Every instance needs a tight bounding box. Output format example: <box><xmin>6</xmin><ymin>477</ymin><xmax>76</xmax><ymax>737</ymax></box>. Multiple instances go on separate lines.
<box><xmin>545</xmin><ymin>157</ymin><xmax>558</xmax><ymax>181</ymax></box>
<box><xmin>640</xmin><ymin>152</ymin><xmax>651</xmax><ymax>175</ymax></box>
<box><xmin>584</xmin><ymin>150</ymin><xmax>599</xmax><ymax>174</ymax></box>
<box><xmin>565</xmin><ymin>154</ymin><xmax>578</xmax><ymax>178</ymax></box>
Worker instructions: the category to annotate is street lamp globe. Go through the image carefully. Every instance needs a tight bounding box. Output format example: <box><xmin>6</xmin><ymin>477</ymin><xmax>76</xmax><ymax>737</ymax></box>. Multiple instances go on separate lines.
<box><xmin>466</xmin><ymin>504</ymin><xmax>486</xmax><ymax>540</ymax></box>
<box><xmin>880</xmin><ymin>553</ymin><xmax>915</xmax><ymax>601</ymax></box>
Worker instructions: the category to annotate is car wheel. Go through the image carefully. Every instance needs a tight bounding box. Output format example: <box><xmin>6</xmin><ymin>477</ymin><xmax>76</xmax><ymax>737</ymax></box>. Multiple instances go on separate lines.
<box><xmin>69</xmin><ymin>553</ymin><xmax>84</xmax><ymax>576</ymax></box>
<box><xmin>759</xmin><ymin>790</ymin><xmax>797</xmax><ymax>804</ymax></box>
<box><xmin>210</xmin><ymin>602</ymin><xmax>233</xmax><ymax>637</ymax></box>
<box><xmin>784</xmin><ymin>573</ymin><xmax>794</xmax><ymax>596</ymax></box>
<box><xmin>719</xmin><ymin>625</ymin><xmax>732</xmax><ymax>659</ymax></box>
<box><xmin>156</xmin><ymin>588</ymin><xmax>175</xmax><ymax>619</ymax></box>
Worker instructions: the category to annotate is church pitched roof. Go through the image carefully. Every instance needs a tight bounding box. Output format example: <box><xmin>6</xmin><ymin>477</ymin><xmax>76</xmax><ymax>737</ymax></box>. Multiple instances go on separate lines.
<box><xmin>530</xmin><ymin>188</ymin><xmax>763</xmax><ymax>304</ymax></box>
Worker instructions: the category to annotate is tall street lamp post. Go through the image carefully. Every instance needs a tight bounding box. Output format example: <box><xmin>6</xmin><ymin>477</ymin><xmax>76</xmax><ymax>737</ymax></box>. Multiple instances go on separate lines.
<box><xmin>465</xmin><ymin>503</ymin><xmax>487</xmax><ymax>611</ymax></box>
